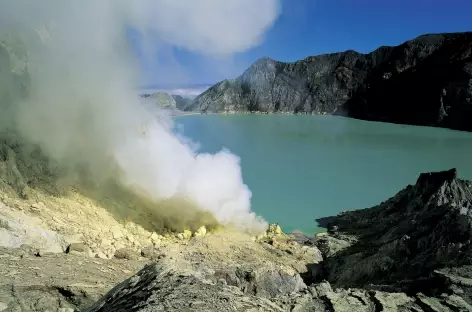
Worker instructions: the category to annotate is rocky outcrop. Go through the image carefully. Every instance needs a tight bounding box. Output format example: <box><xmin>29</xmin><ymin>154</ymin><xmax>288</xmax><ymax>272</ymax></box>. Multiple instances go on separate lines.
<box><xmin>190</xmin><ymin>32</ymin><xmax>472</xmax><ymax>131</ymax></box>
<box><xmin>312</xmin><ymin>169</ymin><xmax>472</xmax><ymax>301</ymax></box>
<box><xmin>141</xmin><ymin>92</ymin><xmax>177</xmax><ymax>109</ymax></box>
<box><xmin>84</xmin><ymin>259</ymin><xmax>301</xmax><ymax>312</ymax></box>
<box><xmin>83</xmin><ymin>259</ymin><xmax>434</xmax><ymax>312</ymax></box>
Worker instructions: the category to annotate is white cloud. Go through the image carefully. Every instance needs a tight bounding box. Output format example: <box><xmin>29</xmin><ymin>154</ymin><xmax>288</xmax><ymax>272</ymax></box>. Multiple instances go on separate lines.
<box><xmin>128</xmin><ymin>0</ymin><xmax>280</xmax><ymax>55</ymax></box>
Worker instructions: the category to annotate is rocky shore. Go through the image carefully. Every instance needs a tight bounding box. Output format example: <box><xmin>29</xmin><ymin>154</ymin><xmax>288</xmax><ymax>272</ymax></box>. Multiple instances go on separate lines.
<box><xmin>1</xmin><ymin>168</ymin><xmax>472</xmax><ymax>311</ymax></box>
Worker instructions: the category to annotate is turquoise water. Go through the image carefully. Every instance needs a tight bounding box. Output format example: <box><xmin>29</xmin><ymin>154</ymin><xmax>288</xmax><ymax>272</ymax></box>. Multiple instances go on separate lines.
<box><xmin>175</xmin><ymin>115</ymin><xmax>472</xmax><ymax>234</ymax></box>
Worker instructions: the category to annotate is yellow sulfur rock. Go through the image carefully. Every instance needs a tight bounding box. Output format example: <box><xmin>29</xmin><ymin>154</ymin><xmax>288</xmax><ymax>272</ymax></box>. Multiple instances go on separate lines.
<box><xmin>193</xmin><ymin>226</ymin><xmax>207</xmax><ymax>237</ymax></box>
<box><xmin>267</xmin><ymin>223</ymin><xmax>282</xmax><ymax>236</ymax></box>
<box><xmin>183</xmin><ymin>230</ymin><xmax>192</xmax><ymax>239</ymax></box>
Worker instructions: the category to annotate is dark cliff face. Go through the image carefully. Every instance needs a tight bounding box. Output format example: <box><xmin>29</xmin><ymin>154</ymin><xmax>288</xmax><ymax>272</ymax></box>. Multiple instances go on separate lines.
<box><xmin>190</xmin><ymin>32</ymin><xmax>472</xmax><ymax>131</ymax></box>
<box><xmin>346</xmin><ymin>33</ymin><xmax>472</xmax><ymax>131</ymax></box>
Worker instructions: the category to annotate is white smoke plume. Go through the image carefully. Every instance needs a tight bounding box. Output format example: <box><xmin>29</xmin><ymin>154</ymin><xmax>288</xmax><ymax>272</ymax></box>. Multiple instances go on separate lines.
<box><xmin>0</xmin><ymin>0</ymin><xmax>280</xmax><ymax>233</ymax></box>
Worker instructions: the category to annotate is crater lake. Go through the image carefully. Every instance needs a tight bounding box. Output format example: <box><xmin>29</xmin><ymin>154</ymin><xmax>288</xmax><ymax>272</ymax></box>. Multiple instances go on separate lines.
<box><xmin>176</xmin><ymin>114</ymin><xmax>472</xmax><ymax>233</ymax></box>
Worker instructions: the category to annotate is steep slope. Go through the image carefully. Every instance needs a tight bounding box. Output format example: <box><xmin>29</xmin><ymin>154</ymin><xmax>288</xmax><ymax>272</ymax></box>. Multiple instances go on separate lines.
<box><xmin>191</xmin><ymin>32</ymin><xmax>472</xmax><ymax>131</ymax></box>
<box><xmin>314</xmin><ymin>168</ymin><xmax>472</xmax><ymax>294</ymax></box>
<box><xmin>189</xmin><ymin>52</ymin><xmax>376</xmax><ymax>114</ymax></box>
<box><xmin>346</xmin><ymin>33</ymin><xmax>472</xmax><ymax>130</ymax></box>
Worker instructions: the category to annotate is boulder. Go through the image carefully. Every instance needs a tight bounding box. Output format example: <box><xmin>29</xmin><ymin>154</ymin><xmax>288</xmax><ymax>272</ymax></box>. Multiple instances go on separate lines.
<box><xmin>224</xmin><ymin>266</ymin><xmax>307</xmax><ymax>298</ymax></box>
<box><xmin>83</xmin><ymin>260</ymin><xmax>287</xmax><ymax>312</ymax></box>
<box><xmin>66</xmin><ymin>243</ymin><xmax>90</xmax><ymax>256</ymax></box>
<box><xmin>140</xmin><ymin>245</ymin><xmax>165</xmax><ymax>260</ymax></box>
<box><xmin>114</xmin><ymin>248</ymin><xmax>139</xmax><ymax>260</ymax></box>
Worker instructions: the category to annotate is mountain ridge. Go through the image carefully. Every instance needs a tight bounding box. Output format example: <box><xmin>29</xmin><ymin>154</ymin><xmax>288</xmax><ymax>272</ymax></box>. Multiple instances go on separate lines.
<box><xmin>189</xmin><ymin>31</ymin><xmax>472</xmax><ymax>131</ymax></box>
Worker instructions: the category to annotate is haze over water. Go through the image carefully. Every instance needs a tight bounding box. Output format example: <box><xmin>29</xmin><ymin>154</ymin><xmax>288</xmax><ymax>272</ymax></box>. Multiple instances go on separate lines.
<box><xmin>176</xmin><ymin>114</ymin><xmax>472</xmax><ymax>233</ymax></box>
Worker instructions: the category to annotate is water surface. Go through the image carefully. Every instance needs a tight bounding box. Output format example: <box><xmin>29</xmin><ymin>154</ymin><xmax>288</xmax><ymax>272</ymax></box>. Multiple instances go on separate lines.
<box><xmin>176</xmin><ymin>115</ymin><xmax>472</xmax><ymax>233</ymax></box>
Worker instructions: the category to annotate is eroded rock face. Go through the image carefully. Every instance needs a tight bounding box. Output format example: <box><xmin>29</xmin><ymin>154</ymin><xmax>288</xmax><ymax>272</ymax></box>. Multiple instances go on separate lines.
<box><xmin>84</xmin><ymin>260</ymin><xmax>290</xmax><ymax>312</ymax></box>
<box><xmin>314</xmin><ymin>168</ymin><xmax>472</xmax><ymax>294</ymax></box>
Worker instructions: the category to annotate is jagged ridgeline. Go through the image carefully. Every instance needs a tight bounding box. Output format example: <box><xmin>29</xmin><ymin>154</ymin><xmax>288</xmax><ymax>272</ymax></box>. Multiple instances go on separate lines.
<box><xmin>0</xmin><ymin>33</ymin><xmax>218</xmax><ymax>234</ymax></box>
<box><xmin>190</xmin><ymin>32</ymin><xmax>472</xmax><ymax>131</ymax></box>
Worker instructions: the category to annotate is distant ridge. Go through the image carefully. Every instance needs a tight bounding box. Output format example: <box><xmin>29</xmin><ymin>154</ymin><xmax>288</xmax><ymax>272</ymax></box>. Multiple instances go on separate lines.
<box><xmin>139</xmin><ymin>84</ymin><xmax>212</xmax><ymax>100</ymax></box>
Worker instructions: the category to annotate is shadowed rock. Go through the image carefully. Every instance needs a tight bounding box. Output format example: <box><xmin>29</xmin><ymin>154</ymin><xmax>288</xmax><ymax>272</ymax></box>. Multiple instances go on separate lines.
<box><xmin>314</xmin><ymin>168</ymin><xmax>472</xmax><ymax>297</ymax></box>
<box><xmin>84</xmin><ymin>260</ymin><xmax>298</xmax><ymax>312</ymax></box>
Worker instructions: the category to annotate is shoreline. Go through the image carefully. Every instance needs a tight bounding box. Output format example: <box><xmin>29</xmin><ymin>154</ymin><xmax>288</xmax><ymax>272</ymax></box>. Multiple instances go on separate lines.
<box><xmin>174</xmin><ymin>109</ymin><xmax>472</xmax><ymax>133</ymax></box>
<box><xmin>198</xmin><ymin>110</ymin><xmax>330</xmax><ymax>116</ymax></box>
<box><xmin>171</xmin><ymin>111</ymin><xmax>201</xmax><ymax>117</ymax></box>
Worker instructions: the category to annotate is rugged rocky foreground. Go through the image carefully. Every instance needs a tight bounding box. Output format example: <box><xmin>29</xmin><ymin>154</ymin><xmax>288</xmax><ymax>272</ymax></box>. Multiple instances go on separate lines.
<box><xmin>3</xmin><ymin>168</ymin><xmax>470</xmax><ymax>311</ymax></box>
<box><xmin>82</xmin><ymin>171</ymin><xmax>472</xmax><ymax>311</ymax></box>
<box><xmin>315</xmin><ymin>168</ymin><xmax>472</xmax><ymax>290</ymax></box>
<box><xmin>189</xmin><ymin>32</ymin><xmax>472</xmax><ymax>131</ymax></box>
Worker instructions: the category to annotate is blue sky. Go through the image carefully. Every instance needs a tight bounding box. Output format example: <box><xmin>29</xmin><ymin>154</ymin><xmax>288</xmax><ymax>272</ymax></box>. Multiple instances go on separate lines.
<box><xmin>137</xmin><ymin>0</ymin><xmax>472</xmax><ymax>89</ymax></box>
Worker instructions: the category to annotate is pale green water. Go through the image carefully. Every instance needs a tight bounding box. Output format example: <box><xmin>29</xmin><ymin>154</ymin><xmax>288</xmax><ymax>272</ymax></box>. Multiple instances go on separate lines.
<box><xmin>176</xmin><ymin>115</ymin><xmax>472</xmax><ymax>234</ymax></box>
